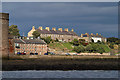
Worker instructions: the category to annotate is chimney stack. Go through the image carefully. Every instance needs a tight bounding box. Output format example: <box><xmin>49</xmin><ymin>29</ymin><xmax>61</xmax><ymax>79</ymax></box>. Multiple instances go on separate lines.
<box><xmin>32</xmin><ymin>26</ymin><xmax>35</xmax><ymax>30</ymax></box>
<box><xmin>96</xmin><ymin>33</ymin><xmax>98</xmax><ymax>35</ymax></box>
<box><xmin>39</xmin><ymin>26</ymin><xmax>43</xmax><ymax>30</ymax></box>
<box><xmin>45</xmin><ymin>27</ymin><xmax>50</xmax><ymax>31</ymax></box>
<box><xmin>64</xmin><ymin>28</ymin><xmax>68</xmax><ymax>32</ymax></box>
<box><xmin>58</xmin><ymin>28</ymin><xmax>62</xmax><ymax>32</ymax></box>
<box><xmin>85</xmin><ymin>33</ymin><xmax>88</xmax><ymax>35</ymax></box>
<box><xmin>81</xmin><ymin>34</ymin><xmax>83</xmax><ymax>37</ymax></box>
<box><xmin>52</xmin><ymin>27</ymin><xmax>56</xmax><ymax>31</ymax></box>
<box><xmin>91</xmin><ymin>33</ymin><xmax>93</xmax><ymax>35</ymax></box>
<box><xmin>71</xmin><ymin>29</ymin><xmax>74</xmax><ymax>32</ymax></box>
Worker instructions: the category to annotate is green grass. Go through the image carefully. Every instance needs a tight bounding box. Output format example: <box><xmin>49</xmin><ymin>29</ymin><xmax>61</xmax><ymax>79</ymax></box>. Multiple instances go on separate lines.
<box><xmin>99</xmin><ymin>44</ymin><xmax>111</xmax><ymax>53</ymax></box>
<box><xmin>49</xmin><ymin>42</ymin><xmax>73</xmax><ymax>51</ymax></box>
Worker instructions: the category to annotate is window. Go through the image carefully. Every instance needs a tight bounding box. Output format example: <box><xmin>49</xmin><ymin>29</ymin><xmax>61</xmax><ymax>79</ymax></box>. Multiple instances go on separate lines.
<box><xmin>15</xmin><ymin>43</ymin><xmax>20</xmax><ymax>48</ymax></box>
<box><xmin>83</xmin><ymin>35</ymin><xmax>87</xmax><ymax>37</ymax></box>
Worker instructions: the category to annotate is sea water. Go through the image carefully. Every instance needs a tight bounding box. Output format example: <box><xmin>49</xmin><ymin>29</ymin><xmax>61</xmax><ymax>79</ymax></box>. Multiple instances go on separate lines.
<box><xmin>1</xmin><ymin>70</ymin><xmax>119</xmax><ymax>79</ymax></box>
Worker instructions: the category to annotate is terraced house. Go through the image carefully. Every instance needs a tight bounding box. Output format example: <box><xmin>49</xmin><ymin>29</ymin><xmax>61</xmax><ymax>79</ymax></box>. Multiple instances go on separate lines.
<box><xmin>28</xmin><ymin>26</ymin><xmax>79</xmax><ymax>42</ymax></box>
<box><xmin>14</xmin><ymin>38</ymin><xmax>47</xmax><ymax>55</ymax></box>
<box><xmin>81</xmin><ymin>33</ymin><xmax>107</xmax><ymax>43</ymax></box>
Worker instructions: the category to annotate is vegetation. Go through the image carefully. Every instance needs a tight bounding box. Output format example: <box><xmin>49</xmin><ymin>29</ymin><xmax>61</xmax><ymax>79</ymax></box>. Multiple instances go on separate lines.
<box><xmin>107</xmin><ymin>37</ymin><xmax>120</xmax><ymax>44</ymax></box>
<box><xmin>41</xmin><ymin>36</ymin><xmax>52</xmax><ymax>44</ymax></box>
<box><xmin>9</xmin><ymin>25</ymin><xmax>20</xmax><ymax>36</ymax></box>
<box><xmin>73</xmin><ymin>43</ymin><xmax>110</xmax><ymax>53</ymax></box>
<box><xmin>49</xmin><ymin>42</ymin><xmax>73</xmax><ymax>51</ymax></box>
<box><xmin>73</xmin><ymin>45</ymin><xmax>85</xmax><ymax>53</ymax></box>
<box><xmin>107</xmin><ymin>37</ymin><xmax>120</xmax><ymax>50</ymax></box>
<box><xmin>32</xmin><ymin>31</ymin><xmax>40</xmax><ymax>38</ymax></box>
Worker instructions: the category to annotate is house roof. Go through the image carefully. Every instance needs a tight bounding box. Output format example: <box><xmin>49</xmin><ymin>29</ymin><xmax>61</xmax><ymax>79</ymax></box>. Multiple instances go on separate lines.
<box><xmin>82</xmin><ymin>34</ymin><xmax>104</xmax><ymax>38</ymax></box>
<box><xmin>36</xmin><ymin>29</ymin><xmax>78</xmax><ymax>36</ymax></box>
<box><xmin>14</xmin><ymin>39</ymin><xmax>46</xmax><ymax>44</ymax></box>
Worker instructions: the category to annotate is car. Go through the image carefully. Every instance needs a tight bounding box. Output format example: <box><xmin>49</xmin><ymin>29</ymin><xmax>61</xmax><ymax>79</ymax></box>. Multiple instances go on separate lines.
<box><xmin>17</xmin><ymin>52</ymin><xmax>21</xmax><ymax>55</ymax></box>
<box><xmin>72</xmin><ymin>53</ymin><xmax>77</xmax><ymax>55</ymax></box>
<box><xmin>44</xmin><ymin>53</ymin><xmax>48</xmax><ymax>55</ymax></box>
<box><xmin>65</xmin><ymin>53</ymin><xmax>70</xmax><ymax>56</ymax></box>
<box><xmin>34</xmin><ymin>53</ymin><xmax>38</xmax><ymax>55</ymax></box>
<box><xmin>48</xmin><ymin>52</ymin><xmax>55</xmax><ymax>55</ymax></box>
<box><xmin>30</xmin><ymin>53</ymin><xmax>34</xmax><ymax>55</ymax></box>
<box><xmin>21</xmin><ymin>52</ymin><xmax>26</xmax><ymax>55</ymax></box>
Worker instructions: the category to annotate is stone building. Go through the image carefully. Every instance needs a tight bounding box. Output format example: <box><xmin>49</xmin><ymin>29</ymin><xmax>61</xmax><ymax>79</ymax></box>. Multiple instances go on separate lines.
<box><xmin>81</xmin><ymin>33</ymin><xmax>107</xmax><ymax>43</ymax></box>
<box><xmin>8</xmin><ymin>34</ymin><xmax>14</xmax><ymax>55</ymax></box>
<box><xmin>0</xmin><ymin>13</ymin><xmax>9</xmax><ymax>58</ymax></box>
<box><xmin>28</xmin><ymin>26</ymin><xmax>79</xmax><ymax>42</ymax></box>
<box><xmin>14</xmin><ymin>38</ymin><xmax>47</xmax><ymax>55</ymax></box>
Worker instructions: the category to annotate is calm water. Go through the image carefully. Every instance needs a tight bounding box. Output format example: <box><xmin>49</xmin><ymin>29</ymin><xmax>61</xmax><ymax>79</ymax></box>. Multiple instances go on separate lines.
<box><xmin>1</xmin><ymin>70</ymin><xmax>119</xmax><ymax>79</ymax></box>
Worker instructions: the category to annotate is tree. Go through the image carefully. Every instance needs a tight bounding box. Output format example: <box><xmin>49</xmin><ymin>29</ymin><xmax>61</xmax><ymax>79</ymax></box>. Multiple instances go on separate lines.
<box><xmin>32</xmin><ymin>31</ymin><xmax>40</xmax><ymax>38</ymax></box>
<box><xmin>9</xmin><ymin>25</ymin><xmax>20</xmax><ymax>36</ymax></box>
<box><xmin>96</xmin><ymin>47</ymin><xmax>105</xmax><ymax>54</ymax></box>
<box><xmin>86</xmin><ymin>44</ymin><xmax>93</xmax><ymax>52</ymax></box>
<box><xmin>73</xmin><ymin>45</ymin><xmax>85</xmax><ymax>53</ymax></box>
<box><xmin>55</xmin><ymin>38</ymin><xmax>59</xmax><ymax>42</ymax></box>
<box><xmin>44</xmin><ymin>36</ymin><xmax>52</xmax><ymax>44</ymax></box>
<box><xmin>72</xmin><ymin>39</ymin><xmax>79</xmax><ymax>46</ymax></box>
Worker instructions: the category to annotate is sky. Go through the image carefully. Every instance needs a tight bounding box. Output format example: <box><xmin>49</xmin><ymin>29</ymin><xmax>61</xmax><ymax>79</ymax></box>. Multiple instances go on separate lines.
<box><xmin>2</xmin><ymin>2</ymin><xmax>118</xmax><ymax>38</ymax></box>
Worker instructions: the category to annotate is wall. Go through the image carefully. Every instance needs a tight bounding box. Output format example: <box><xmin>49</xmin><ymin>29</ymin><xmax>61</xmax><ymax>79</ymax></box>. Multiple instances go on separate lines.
<box><xmin>14</xmin><ymin>43</ymin><xmax>47</xmax><ymax>55</ymax></box>
<box><xmin>91</xmin><ymin>37</ymin><xmax>102</xmax><ymax>43</ymax></box>
<box><xmin>0</xmin><ymin>13</ymin><xmax>9</xmax><ymax>58</ymax></box>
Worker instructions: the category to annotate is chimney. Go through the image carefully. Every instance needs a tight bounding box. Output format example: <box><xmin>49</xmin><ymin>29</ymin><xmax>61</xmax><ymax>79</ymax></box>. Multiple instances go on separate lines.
<box><xmin>71</xmin><ymin>29</ymin><xmax>74</xmax><ymax>32</ymax></box>
<box><xmin>64</xmin><ymin>28</ymin><xmax>68</xmax><ymax>32</ymax></box>
<box><xmin>39</xmin><ymin>26</ymin><xmax>43</xmax><ymax>30</ymax></box>
<box><xmin>91</xmin><ymin>33</ymin><xmax>93</xmax><ymax>35</ymax></box>
<box><xmin>32</xmin><ymin>26</ymin><xmax>35</xmax><ymax>30</ymax></box>
<box><xmin>81</xmin><ymin>34</ymin><xmax>83</xmax><ymax>37</ymax></box>
<box><xmin>45</xmin><ymin>27</ymin><xmax>50</xmax><ymax>31</ymax></box>
<box><xmin>85</xmin><ymin>33</ymin><xmax>88</xmax><ymax>35</ymax></box>
<box><xmin>58</xmin><ymin>28</ymin><xmax>62</xmax><ymax>32</ymax></box>
<box><xmin>96</xmin><ymin>33</ymin><xmax>98</xmax><ymax>35</ymax></box>
<box><xmin>52</xmin><ymin>27</ymin><xmax>56</xmax><ymax>31</ymax></box>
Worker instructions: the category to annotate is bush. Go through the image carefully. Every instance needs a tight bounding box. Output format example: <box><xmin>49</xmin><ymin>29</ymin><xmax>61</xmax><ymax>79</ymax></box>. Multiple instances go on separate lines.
<box><xmin>73</xmin><ymin>45</ymin><xmax>85</xmax><ymax>53</ymax></box>
<box><xmin>86</xmin><ymin>44</ymin><xmax>93</xmax><ymax>52</ymax></box>
<box><xmin>41</xmin><ymin>36</ymin><xmax>52</xmax><ymax>44</ymax></box>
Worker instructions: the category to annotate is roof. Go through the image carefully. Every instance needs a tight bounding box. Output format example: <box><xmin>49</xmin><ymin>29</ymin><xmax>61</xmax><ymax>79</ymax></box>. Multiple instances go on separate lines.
<box><xmin>14</xmin><ymin>39</ymin><xmax>46</xmax><ymax>44</ymax></box>
<box><xmin>82</xmin><ymin>34</ymin><xmax>104</xmax><ymax>38</ymax></box>
<box><xmin>36</xmin><ymin>29</ymin><xmax>78</xmax><ymax>36</ymax></box>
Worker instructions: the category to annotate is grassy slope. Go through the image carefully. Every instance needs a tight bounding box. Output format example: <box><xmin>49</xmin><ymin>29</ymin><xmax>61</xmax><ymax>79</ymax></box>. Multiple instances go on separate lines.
<box><xmin>49</xmin><ymin>42</ymin><xmax>111</xmax><ymax>53</ymax></box>
<box><xmin>99</xmin><ymin>44</ymin><xmax>111</xmax><ymax>53</ymax></box>
<box><xmin>49</xmin><ymin>42</ymin><xmax>73</xmax><ymax>51</ymax></box>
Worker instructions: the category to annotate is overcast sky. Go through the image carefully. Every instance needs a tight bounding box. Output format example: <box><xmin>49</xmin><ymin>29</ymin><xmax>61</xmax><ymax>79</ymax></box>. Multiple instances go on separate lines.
<box><xmin>2</xmin><ymin>2</ymin><xmax>118</xmax><ymax>38</ymax></box>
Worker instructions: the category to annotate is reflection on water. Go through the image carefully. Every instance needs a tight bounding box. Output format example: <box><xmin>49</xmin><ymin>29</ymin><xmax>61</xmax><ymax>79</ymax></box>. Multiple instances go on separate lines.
<box><xmin>2</xmin><ymin>70</ymin><xmax>119</xmax><ymax>78</ymax></box>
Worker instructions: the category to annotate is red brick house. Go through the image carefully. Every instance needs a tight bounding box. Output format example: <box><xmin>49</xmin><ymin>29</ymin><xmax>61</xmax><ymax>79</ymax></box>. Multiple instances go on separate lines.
<box><xmin>14</xmin><ymin>39</ymin><xmax>47</xmax><ymax>55</ymax></box>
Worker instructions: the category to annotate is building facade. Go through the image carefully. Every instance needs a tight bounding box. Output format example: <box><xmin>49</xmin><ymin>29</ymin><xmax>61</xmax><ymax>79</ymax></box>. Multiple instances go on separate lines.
<box><xmin>81</xmin><ymin>33</ymin><xmax>107</xmax><ymax>43</ymax></box>
<box><xmin>0</xmin><ymin>13</ymin><xmax>9</xmax><ymax>58</ymax></box>
<box><xmin>28</xmin><ymin>26</ymin><xmax>79</xmax><ymax>42</ymax></box>
<box><xmin>14</xmin><ymin>39</ymin><xmax>47</xmax><ymax>55</ymax></box>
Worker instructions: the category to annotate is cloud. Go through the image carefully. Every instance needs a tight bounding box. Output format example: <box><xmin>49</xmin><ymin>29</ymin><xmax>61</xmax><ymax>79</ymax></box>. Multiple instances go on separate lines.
<box><xmin>2</xmin><ymin>2</ymin><xmax>118</xmax><ymax>37</ymax></box>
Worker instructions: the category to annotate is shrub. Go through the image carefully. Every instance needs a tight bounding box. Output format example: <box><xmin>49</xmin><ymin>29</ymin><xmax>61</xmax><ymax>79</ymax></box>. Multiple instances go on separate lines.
<box><xmin>73</xmin><ymin>45</ymin><xmax>85</xmax><ymax>53</ymax></box>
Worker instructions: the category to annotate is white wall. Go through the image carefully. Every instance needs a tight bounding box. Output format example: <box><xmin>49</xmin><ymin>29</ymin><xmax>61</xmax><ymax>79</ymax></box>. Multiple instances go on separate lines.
<box><xmin>91</xmin><ymin>37</ymin><xmax>102</xmax><ymax>43</ymax></box>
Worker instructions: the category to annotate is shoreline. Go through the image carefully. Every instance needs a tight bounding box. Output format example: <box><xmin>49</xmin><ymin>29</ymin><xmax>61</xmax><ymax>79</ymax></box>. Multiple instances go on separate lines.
<box><xmin>2</xmin><ymin>55</ymin><xmax>120</xmax><ymax>71</ymax></box>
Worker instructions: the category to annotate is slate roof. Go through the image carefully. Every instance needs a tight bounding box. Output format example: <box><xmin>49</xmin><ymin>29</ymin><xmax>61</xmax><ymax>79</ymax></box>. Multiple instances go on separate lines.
<box><xmin>82</xmin><ymin>34</ymin><xmax>104</xmax><ymax>38</ymax></box>
<box><xmin>14</xmin><ymin>39</ymin><xmax>46</xmax><ymax>44</ymax></box>
<box><xmin>36</xmin><ymin>29</ymin><xmax>78</xmax><ymax>36</ymax></box>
